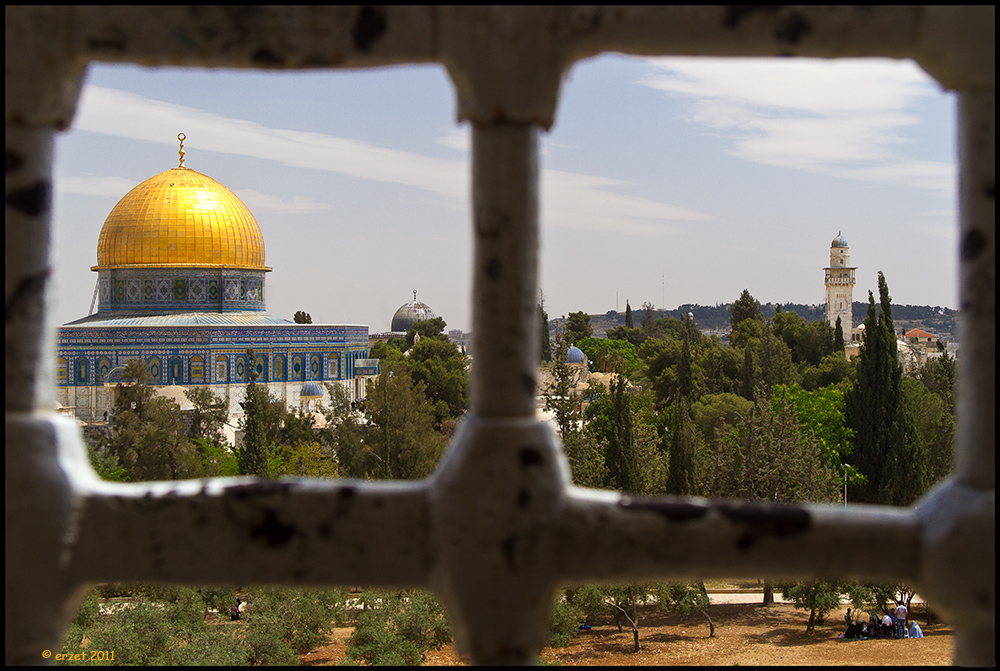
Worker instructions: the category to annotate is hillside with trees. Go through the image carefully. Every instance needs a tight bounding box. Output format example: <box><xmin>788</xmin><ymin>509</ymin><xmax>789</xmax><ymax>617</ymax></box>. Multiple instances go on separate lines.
<box><xmin>553</xmin><ymin>302</ymin><xmax>959</xmax><ymax>343</ymax></box>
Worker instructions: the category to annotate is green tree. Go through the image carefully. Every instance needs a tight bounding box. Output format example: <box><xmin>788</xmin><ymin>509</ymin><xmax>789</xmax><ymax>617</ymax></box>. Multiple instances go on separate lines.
<box><xmin>730</xmin><ymin>288</ymin><xmax>764</xmax><ymax>332</ymax></box>
<box><xmin>900</xmin><ymin>377</ymin><xmax>954</xmax><ymax>488</ymax></box>
<box><xmin>184</xmin><ymin>385</ymin><xmax>229</xmax><ymax>447</ymax></box>
<box><xmin>539</xmin><ymin>293</ymin><xmax>552</xmax><ymax>363</ymax></box>
<box><xmin>405</xmin><ymin>336</ymin><xmax>469</xmax><ymax>424</ymax></box>
<box><xmin>293</xmin><ymin>310</ymin><xmax>312</xmax><ymax>324</ymax></box>
<box><xmin>604</xmin><ymin>375</ymin><xmax>640</xmax><ymax>494</ymax></box>
<box><xmin>363</xmin><ymin>367</ymin><xmax>446</xmax><ymax>480</ymax></box>
<box><xmin>778</xmin><ymin>580</ymin><xmax>852</xmax><ymax>634</ymax></box>
<box><xmin>237</xmin><ymin>348</ymin><xmax>272</xmax><ymax>477</ymax></box>
<box><xmin>564</xmin><ymin>310</ymin><xmax>593</xmax><ymax>345</ymax></box>
<box><xmin>405</xmin><ymin>316</ymin><xmax>448</xmax><ymax>349</ymax></box>
<box><xmin>346</xmin><ymin>589</ymin><xmax>452</xmax><ymax>666</ymax></box>
<box><xmin>605</xmin><ymin>324</ymin><xmax>647</xmax><ymax>349</ymax></box>
<box><xmin>624</xmin><ymin>300</ymin><xmax>634</xmax><ymax>328</ymax></box>
<box><xmin>834</xmin><ymin>315</ymin><xmax>845</xmax><ymax>352</ymax></box>
<box><xmin>704</xmin><ymin>392</ymin><xmax>839</xmax><ymax>504</ymax></box>
<box><xmin>657</xmin><ymin>582</ymin><xmax>715</xmax><ymax>638</ymax></box>
<box><xmin>86</xmin><ymin>441</ymin><xmax>128</xmax><ymax>482</ymax></box>
<box><xmin>547</xmin><ymin>590</ymin><xmax>584</xmax><ymax>647</ymax></box>
<box><xmin>544</xmin><ymin>337</ymin><xmax>583</xmax><ymax>438</ymax></box>
<box><xmin>561</xmin><ymin>430</ymin><xmax>607</xmax><ymax>489</ymax></box>
<box><xmin>774</xmin><ymin>383</ymin><xmax>862</xmax><ymax>490</ymax></box>
<box><xmin>690</xmin><ymin>392</ymin><xmax>753</xmax><ymax>448</ymax></box>
<box><xmin>103</xmin><ymin>360</ymin><xmax>203</xmax><ymax>482</ymax></box>
<box><xmin>319</xmin><ymin>382</ymin><xmax>370</xmax><ymax>478</ymax></box>
<box><xmin>243</xmin><ymin>586</ymin><xmax>341</xmax><ymax>663</ymax></box>
<box><xmin>639</xmin><ymin>301</ymin><xmax>662</xmax><ymax>339</ymax></box>
<box><xmin>665</xmin><ymin>398</ymin><xmax>699</xmax><ymax>496</ymax></box>
<box><xmin>577</xmin><ymin>336</ymin><xmax>642</xmax><ymax>377</ymax></box>
<box><xmin>844</xmin><ymin>272</ymin><xmax>927</xmax><ymax>505</ymax></box>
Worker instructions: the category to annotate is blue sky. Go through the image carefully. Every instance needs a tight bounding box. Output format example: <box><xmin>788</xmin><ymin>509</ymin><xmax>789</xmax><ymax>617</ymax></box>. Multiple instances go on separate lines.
<box><xmin>52</xmin><ymin>55</ymin><xmax>958</xmax><ymax>333</ymax></box>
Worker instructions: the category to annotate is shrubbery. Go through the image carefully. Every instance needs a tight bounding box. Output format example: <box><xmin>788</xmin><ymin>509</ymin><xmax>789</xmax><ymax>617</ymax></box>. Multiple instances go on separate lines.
<box><xmin>345</xmin><ymin>589</ymin><xmax>452</xmax><ymax>666</ymax></box>
<box><xmin>57</xmin><ymin>583</ymin><xmax>351</xmax><ymax>666</ymax></box>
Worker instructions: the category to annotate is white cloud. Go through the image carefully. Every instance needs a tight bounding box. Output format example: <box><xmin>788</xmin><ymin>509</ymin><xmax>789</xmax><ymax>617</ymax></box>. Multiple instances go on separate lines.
<box><xmin>58</xmin><ymin>175</ymin><xmax>139</xmax><ymax>198</ymax></box>
<box><xmin>72</xmin><ymin>84</ymin><xmax>714</xmax><ymax>237</ymax></box>
<box><xmin>638</xmin><ymin>57</ymin><xmax>955</xmax><ymax>194</ymax></box>
<box><xmin>232</xmin><ymin>189</ymin><xmax>330</xmax><ymax>215</ymax></box>
<box><xmin>434</xmin><ymin>127</ymin><xmax>470</xmax><ymax>152</ymax></box>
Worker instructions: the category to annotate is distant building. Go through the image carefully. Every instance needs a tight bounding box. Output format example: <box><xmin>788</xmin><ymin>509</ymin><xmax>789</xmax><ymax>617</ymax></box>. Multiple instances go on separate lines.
<box><xmin>55</xmin><ymin>135</ymin><xmax>376</xmax><ymax>440</ymax></box>
<box><xmin>824</xmin><ymin>231</ymin><xmax>857</xmax><ymax>339</ymax></box>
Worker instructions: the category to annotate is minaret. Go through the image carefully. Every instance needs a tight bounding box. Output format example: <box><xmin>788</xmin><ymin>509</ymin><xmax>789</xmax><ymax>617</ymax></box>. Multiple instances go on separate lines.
<box><xmin>825</xmin><ymin>232</ymin><xmax>857</xmax><ymax>340</ymax></box>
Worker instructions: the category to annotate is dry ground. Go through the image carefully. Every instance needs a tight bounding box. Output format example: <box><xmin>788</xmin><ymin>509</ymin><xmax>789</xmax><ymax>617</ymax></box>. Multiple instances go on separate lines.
<box><xmin>301</xmin><ymin>601</ymin><xmax>952</xmax><ymax>666</ymax></box>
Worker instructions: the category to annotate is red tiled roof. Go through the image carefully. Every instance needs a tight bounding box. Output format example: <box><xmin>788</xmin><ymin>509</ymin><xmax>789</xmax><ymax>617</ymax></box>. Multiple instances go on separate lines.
<box><xmin>905</xmin><ymin>328</ymin><xmax>936</xmax><ymax>339</ymax></box>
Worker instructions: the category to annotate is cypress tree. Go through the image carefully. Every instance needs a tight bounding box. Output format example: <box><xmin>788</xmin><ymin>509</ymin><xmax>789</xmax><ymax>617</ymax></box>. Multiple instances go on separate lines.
<box><xmin>666</xmin><ymin>397</ymin><xmax>698</xmax><ymax>496</ymax></box>
<box><xmin>237</xmin><ymin>348</ymin><xmax>271</xmax><ymax>477</ymax></box>
<box><xmin>605</xmin><ymin>375</ymin><xmax>640</xmax><ymax>493</ymax></box>
<box><xmin>538</xmin><ymin>303</ymin><xmax>551</xmax><ymax>363</ymax></box>
<box><xmin>844</xmin><ymin>272</ymin><xmax>926</xmax><ymax>505</ymax></box>
<box><xmin>625</xmin><ymin>301</ymin><xmax>634</xmax><ymax>329</ymax></box>
<box><xmin>833</xmin><ymin>316</ymin><xmax>845</xmax><ymax>352</ymax></box>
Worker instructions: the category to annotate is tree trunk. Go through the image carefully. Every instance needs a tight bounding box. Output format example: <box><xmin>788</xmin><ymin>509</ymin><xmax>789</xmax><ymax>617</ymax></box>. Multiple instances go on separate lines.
<box><xmin>762</xmin><ymin>581</ymin><xmax>774</xmax><ymax>606</ymax></box>
<box><xmin>629</xmin><ymin>586</ymin><xmax>640</xmax><ymax>652</ymax></box>
<box><xmin>806</xmin><ymin>608</ymin><xmax>817</xmax><ymax>634</ymax></box>
<box><xmin>701</xmin><ymin>609</ymin><xmax>716</xmax><ymax>638</ymax></box>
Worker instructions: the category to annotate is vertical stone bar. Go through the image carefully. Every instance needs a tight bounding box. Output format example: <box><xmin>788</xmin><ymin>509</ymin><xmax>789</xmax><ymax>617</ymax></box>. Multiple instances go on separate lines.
<box><xmin>469</xmin><ymin>122</ymin><xmax>540</xmax><ymax>418</ymax></box>
<box><xmin>954</xmin><ymin>89</ymin><xmax>995</xmax><ymax>491</ymax></box>
<box><xmin>6</xmin><ymin>125</ymin><xmax>91</xmax><ymax>665</ymax></box>
<box><xmin>952</xmin><ymin>89</ymin><xmax>996</xmax><ymax>667</ymax></box>
<box><xmin>5</xmin><ymin>126</ymin><xmax>56</xmax><ymax>413</ymax></box>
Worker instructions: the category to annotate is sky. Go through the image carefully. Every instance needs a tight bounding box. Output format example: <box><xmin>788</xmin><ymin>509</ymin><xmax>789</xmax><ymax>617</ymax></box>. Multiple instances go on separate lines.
<box><xmin>52</xmin><ymin>54</ymin><xmax>959</xmax><ymax>334</ymax></box>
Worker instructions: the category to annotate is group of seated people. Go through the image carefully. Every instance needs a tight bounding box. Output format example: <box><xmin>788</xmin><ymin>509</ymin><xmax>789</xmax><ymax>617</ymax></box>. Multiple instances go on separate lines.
<box><xmin>840</xmin><ymin>605</ymin><xmax>924</xmax><ymax>640</ymax></box>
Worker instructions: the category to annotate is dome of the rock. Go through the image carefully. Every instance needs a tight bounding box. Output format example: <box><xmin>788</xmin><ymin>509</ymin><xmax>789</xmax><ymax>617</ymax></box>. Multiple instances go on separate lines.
<box><xmin>94</xmin><ymin>166</ymin><xmax>268</xmax><ymax>271</ymax></box>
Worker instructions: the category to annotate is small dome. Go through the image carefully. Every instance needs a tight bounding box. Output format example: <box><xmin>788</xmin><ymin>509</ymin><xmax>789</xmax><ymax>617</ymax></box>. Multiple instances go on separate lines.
<box><xmin>391</xmin><ymin>294</ymin><xmax>437</xmax><ymax>332</ymax></box>
<box><xmin>831</xmin><ymin>232</ymin><xmax>848</xmax><ymax>248</ymax></box>
<box><xmin>566</xmin><ymin>346</ymin><xmax>586</xmax><ymax>364</ymax></box>
<box><xmin>94</xmin><ymin>165</ymin><xmax>268</xmax><ymax>270</ymax></box>
<box><xmin>300</xmin><ymin>382</ymin><xmax>323</xmax><ymax>398</ymax></box>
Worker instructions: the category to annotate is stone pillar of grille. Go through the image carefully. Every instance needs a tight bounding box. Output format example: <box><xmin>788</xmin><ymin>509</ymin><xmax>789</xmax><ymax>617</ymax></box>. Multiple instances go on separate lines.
<box><xmin>5</xmin><ymin>6</ymin><xmax>994</xmax><ymax>666</ymax></box>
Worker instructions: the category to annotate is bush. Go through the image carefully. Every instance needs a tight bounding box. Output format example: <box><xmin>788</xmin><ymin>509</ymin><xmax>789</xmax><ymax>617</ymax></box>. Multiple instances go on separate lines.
<box><xmin>243</xmin><ymin>586</ymin><xmax>336</xmax><ymax>663</ymax></box>
<box><xmin>345</xmin><ymin>589</ymin><xmax>452</xmax><ymax>666</ymax></box>
<box><xmin>548</xmin><ymin>591</ymin><xmax>584</xmax><ymax>647</ymax></box>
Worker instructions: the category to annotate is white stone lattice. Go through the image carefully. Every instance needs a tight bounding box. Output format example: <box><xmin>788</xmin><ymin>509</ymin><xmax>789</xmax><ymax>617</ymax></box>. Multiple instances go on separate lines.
<box><xmin>5</xmin><ymin>6</ymin><xmax>994</xmax><ymax>666</ymax></box>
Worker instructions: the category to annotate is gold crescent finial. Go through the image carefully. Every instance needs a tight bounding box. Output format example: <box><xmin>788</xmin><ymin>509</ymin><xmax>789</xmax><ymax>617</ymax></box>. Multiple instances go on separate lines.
<box><xmin>177</xmin><ymin>133</ymin><xmax>186</xmax><ymax>168</ymax></box>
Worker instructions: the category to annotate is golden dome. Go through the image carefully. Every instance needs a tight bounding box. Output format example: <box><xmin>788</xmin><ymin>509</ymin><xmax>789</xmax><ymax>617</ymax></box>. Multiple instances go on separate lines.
<box><xmin>93</xmin><ymin>166</ymin><xmax>269</xmax><ymax>270</ymax></box>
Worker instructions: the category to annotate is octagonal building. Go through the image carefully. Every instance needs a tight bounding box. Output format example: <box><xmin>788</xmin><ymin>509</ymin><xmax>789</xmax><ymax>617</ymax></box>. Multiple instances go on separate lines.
<box><xmin>56</xmin><ymin>136</ymin><xmax>377</xmax><ymax>426</ymax></box>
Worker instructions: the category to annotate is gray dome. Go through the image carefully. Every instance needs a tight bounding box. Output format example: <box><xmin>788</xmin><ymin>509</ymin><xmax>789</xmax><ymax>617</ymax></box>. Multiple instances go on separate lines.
<box><xmin>831</xmin><ymin>231</ymin><xmax>848</xmax><ymax>248</ymax></box>
<box><xmin>300</xmin><ymin>382</ymin><xmax>323</xmax><ymax>398</ymax></box>
<box><xmin>391</xmin><ymin>296</ymin><xmax>437</xmax><ymax>332</ymax></box>
<box><xmin>566</xmin><ymin>345</ymin><xmax>586</xmax><ymax>364</ymax></box>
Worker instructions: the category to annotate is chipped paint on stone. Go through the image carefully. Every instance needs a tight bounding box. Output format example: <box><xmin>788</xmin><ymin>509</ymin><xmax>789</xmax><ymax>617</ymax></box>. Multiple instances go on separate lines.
<box><xmin>5</xmin><ymin>6</ymin><xmax>995</xmax><ymax>666</ymax></box>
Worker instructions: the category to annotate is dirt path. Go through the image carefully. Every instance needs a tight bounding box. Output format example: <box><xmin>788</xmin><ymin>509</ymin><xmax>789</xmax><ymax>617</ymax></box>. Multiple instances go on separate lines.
<box><xmin>302</xmin><ymin>600</ymin><xmax>952</xmax><ymax>666</ymax></box>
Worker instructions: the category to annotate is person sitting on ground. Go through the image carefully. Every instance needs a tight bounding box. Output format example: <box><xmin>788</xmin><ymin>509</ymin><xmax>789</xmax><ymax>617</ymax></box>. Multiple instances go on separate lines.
<box><xmin>843</xmin><ymin>617</ymin><xmax>862</xmax><ymax>640</ymax></box>
<box><xmin>908</xmin><ymin>620</ymin><xmax>924</xmax><ymax>638</ymax></box>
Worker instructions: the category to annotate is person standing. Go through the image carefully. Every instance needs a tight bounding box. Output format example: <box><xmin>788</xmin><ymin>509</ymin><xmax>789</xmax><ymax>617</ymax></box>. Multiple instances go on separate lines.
<box><xmin>894</xmin><ymin>603</ymin><xmax>909</xmax><ymax>638</ymax></box>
